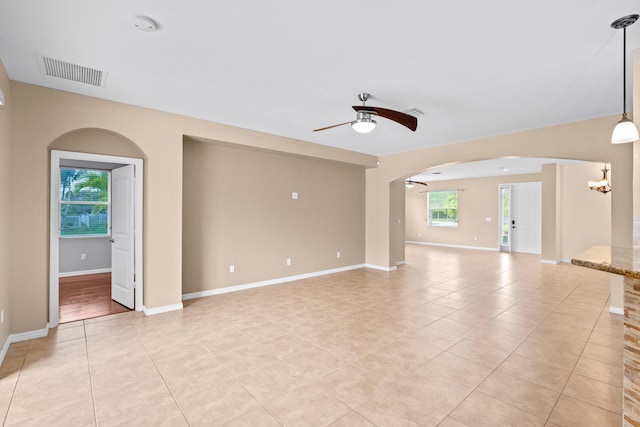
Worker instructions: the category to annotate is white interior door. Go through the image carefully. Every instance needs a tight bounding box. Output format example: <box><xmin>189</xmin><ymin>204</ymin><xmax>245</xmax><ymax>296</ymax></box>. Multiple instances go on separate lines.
<box><xmin>512</xmin><ymin>182</ymin><xmax>542</xmax><ymax>254</ymax></box>
<box><xmin>111</xmin><ymin>165</ymin><xmax>135</xmax><ymax>308</ymax></box>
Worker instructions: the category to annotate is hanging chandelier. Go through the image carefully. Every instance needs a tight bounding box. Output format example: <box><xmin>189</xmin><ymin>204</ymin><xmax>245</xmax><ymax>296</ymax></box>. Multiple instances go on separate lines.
<box><xmin>588</xmin><ymin>164</ymin><xmax>612</xmax><ymax>194</ymax></box>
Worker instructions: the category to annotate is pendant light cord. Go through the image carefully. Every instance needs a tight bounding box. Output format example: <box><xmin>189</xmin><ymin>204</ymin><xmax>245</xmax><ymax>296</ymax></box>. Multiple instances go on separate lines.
<box><xmin>623</xmin><ymin>26</ymin><xmax>627</xmax><ymax>115</ymax></box>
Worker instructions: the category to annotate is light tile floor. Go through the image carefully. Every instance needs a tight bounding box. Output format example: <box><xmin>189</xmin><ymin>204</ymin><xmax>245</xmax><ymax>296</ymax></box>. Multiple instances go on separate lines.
<box><xmin>0</xmin><ymin>245</ymin><xmax>624</xmax><ymax>426</ymax></box>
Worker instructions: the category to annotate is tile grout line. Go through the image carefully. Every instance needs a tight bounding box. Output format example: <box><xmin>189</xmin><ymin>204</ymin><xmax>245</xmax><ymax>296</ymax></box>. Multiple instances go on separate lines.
<box><xmin>130</xmin><ymin>319</ymin><xmax>193</xmax><ymax>426</ymax></box>
<box><xmin>188</xmin><ymin>326</ymin><xmax>286</xmax><ymax>426</ymax></box>
<box><xmin>442</xmin><ymin>276</ymin><xmax>614</xmax><ymax>425</ymax></box>
<box><xmin>432</xmin><ymin>327</ymin><xmax>539</xmax><ymax>422</ymax></box>
<box><xmin>542</xmin><ymin>296</ymin><xmax>622</xmax><ymax>425</ymax></box>
<box><xmin>82</xmin><ymin>319</ymin><xmax>100</xmax><ymax>427</ymax></box>
<box><xmin>433</xmin><ymin>269</ymin><xmax>573</xmax><ymax>425</ymax></box>
<box><xmin>1</xmin><ymin>344</ymin><xmax>28</xmax><ymax>427</ymax></box>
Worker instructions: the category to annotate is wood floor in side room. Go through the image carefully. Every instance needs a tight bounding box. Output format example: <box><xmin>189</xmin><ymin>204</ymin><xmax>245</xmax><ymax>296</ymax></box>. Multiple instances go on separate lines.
<box><xmin>59</xmin><ymin>272</ymin><xmax>131</xmax><ymax>323</ymax></box>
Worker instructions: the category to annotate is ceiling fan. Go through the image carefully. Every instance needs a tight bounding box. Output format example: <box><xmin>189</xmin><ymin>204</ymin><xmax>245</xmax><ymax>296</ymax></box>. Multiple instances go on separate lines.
<box><xmin>405</xmin><ymin>179</ymin><xmax>428</xmax><ymax>189</ymax></box>
<box><xmin>313</xmin><ymin>93</ymin><xmax>418</xmax><ymax>134</ymax></box>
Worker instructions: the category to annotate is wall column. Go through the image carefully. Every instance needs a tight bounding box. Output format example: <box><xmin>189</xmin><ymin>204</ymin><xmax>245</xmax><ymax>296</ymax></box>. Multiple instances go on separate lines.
<box><xmin>541</xmin><ymin>163</ymin><xmax>562</xmax><ymax>263</ymax></box>
<box><xmin>365</xmin><ymin>167</ymin><xmax>393</xmax><ymax>270</ymax></box>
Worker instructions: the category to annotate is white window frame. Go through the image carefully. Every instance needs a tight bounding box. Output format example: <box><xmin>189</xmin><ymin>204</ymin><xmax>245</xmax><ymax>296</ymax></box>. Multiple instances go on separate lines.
<box><xmin>58</xmin><ymin>167</ymin><xmax>112</xmax><ymax>238</ymax></box>
<box><xmin>427</xmin><ymin>190</ymin><xmax>458</xmax><ymax>227</ymax></box>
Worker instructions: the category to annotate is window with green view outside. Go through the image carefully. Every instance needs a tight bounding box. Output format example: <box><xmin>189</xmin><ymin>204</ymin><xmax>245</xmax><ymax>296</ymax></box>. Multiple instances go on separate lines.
<box><xmin>60</xmin><ymin>168</ymin><xmax>110</xmax><ymax>236</ymax></box>
<box><xmin>428</xmin><ymin>190</ymin><xmax>458</xmax><ymax>227</ymax></box>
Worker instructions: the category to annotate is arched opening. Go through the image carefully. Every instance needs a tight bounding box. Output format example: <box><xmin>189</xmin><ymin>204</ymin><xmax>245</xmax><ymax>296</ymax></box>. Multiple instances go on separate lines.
<box><xmin>398</xmin><ymin>157</ymin><xmax>612</xmax><ymax>264</ymax></box>
<box><xmin>48</xmin><ymin>129</ymin><xmax>146</xmax><ymax>327</ymax></box>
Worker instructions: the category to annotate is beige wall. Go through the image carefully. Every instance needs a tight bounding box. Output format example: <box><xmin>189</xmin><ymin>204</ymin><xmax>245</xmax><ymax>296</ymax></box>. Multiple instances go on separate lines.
<box><xmin>0</xmin><ymin>61</ymin><xmax>11</xmax><ymax>349</ymax></box>
<box><xmin>182</xmin><ymin>139</ymin><xmax>366</xmax><ymax>293</ymax></box>
<box><xmin>368</xmin><ymin>116</ymin><xmax>634</xmax><ymax>268</ymax></box>
<box><xmin>560</xmin><ymin>163</ymin><xmax>612</xmax><ymax>260</ymax></box>
<box><xmin>7</xmin><ymin>80</ymin><xmax>375</xmax><ymax>334</ymax></box>
<box><xmin>405</xmin><ymin>173</ymin><xmax>540</xmax><ymax>249</ymax></box>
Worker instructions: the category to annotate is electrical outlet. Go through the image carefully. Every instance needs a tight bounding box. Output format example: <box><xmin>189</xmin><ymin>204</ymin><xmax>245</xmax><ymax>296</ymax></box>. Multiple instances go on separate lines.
<box><xmin>286</xmin><ymin>258</ymin><xmax>292</xmax><ymax>266</ymax></box>
<box><xmin>291</xmin><ymin>192</ymin><xmax>298</xmax><ymax>200</ymax></box>
<box><xmin>337</xmin><ymin>251</ymin><xmax>341</xmax><ymax>258</ymax></box>
<box><xmin>474</xmin><ymin>236</ymin><xmax>478</xmax><ymax>241</ymax></box>
<box><xmin>229</xmin><ymin>264</ymin><xmax>235</xmax><ymax>273</ymax></box>
<box><xmin>1</xmin><ymin>309</ymin><xmax>4</xmax><ymax>324</ymax></box>
<box><xmin>81</xmin><ymin>253</ymin><xmax>87</xmax><ymax>260</ymax></box>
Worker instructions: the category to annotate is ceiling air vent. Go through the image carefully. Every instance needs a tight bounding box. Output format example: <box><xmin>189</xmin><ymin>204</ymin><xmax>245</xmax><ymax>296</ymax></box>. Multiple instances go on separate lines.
<box><xmin>38</xmin><ymin>55</ymin><xmax>107</xmax><ymax>87</ymax></box>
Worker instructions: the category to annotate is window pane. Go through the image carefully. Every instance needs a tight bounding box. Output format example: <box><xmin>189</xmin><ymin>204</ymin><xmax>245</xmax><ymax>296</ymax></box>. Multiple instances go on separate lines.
<box><xmin>501</xmin><ymin>187</ymin><xmax>510</xmax><ymax>245</ymax></box>
<box><xmin>60</xmin><ymin>168</ymin><xmax>110</xmax><ymax>237</ymax></box>
<box><xmin>428</xmin><ymin>191</ymin><xmax>458</xmax><ymax>226</ymax></box>
<box><xmin>60</xmin><ymin>168</ymin><xmax>109</xmax><ymax>202</ymax></box>
<box><xmin>60</xmin><ymin>204</ymin><xmax>109</xmax><ymax>236</ymax></box>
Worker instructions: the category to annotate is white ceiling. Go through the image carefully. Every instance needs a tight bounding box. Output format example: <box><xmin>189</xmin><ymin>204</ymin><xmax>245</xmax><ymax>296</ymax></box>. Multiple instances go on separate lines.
<box><xmin>0</xmin><ymin>1</ymin><xmax>638</xmax><ymax>157</ymax></box>
<box><xmin>410</xmin><ymin>158</ymin><xmax>588</xmax><ymax>182</ymax></box>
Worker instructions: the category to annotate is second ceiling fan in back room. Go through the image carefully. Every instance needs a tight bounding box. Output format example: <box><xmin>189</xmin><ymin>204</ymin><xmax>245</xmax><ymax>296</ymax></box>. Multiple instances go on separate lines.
<box><xmin>314</xmin><ymin>93</ymin><xmax>419</xmax><ymax>134</ymax></box>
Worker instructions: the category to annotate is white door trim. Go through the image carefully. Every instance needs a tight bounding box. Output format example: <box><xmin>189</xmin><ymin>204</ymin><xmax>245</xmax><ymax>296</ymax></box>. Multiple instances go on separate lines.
<box><xmin>49</xmin><ymin>150</ymin><xmax>144</xmax><ymax>328</ymax></box>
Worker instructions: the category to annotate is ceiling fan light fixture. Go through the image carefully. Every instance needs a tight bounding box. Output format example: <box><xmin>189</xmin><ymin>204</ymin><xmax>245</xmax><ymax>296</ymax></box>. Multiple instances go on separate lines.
<box><xmin>313</xmin><ymin>93</ymin><xmax>418</xmax><ymax>133</ymax></box>
<box><xmin>611</xmin><ymin>113</ymin><xmax>640</xmax><ymax>144</ymax></box>
<box><xmin>351</xmin><ymin>112</ymin><xmax>376</xmax><ymax>133</ymax></box>
<box><xmin>405</xmin><ymin>179</ymin><xmax>428</xmax><ymax>189</ymax></box>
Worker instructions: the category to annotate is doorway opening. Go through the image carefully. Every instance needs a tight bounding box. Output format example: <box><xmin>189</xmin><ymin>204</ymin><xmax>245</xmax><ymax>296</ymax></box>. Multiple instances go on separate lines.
<box><xmin>49</xmin><ymin>150</ymin><xmax>143</xmax><ymax>328</ymax></box>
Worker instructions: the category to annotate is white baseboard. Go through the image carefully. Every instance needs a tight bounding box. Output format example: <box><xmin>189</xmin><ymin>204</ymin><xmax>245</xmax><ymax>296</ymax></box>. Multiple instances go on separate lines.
<box><xmin>541</xmin><ymin>259</ymin><xmax>574</xmax><ymax>265</ymax></box>
<box><xmin>0</xmin><ymin>323</ymin><xmax>50</xmax><ymax>367</ymax></box>
<box><xmin>59</xmin><ymin>268</ymin><xmax>112</xmax><ymax>278</ymax></box>
<box><xmin>396</xmin><ymin>260</ymin><xmax>406</xmax><ymax>266</ymax></box>
<box><xmin>183</xmin><ymin>264</ymin><xmax>367</xmax><ymax>301</ymax></box>
<box><xmin>609</xmin><ymin>306</ymin><xmax>624</xmax><ymax>315</ymax></box>
<box><xmin>142</xmin><ymin>303</ymin><xmax>183</xmax><ymax>316</ymax></box>
<box><xmin>364</xmin><ymin>264</ymin><xmax>397</xmax><ymax>272</ymax></box>
<box><xmin>406</xmin><ymin>241</ymin><xmax>498</xmax><ymax>252</ymax></box>
<box><xmin>9</xmin><ymin>324</ymin><xmax>50</xmax><ymax>342</ymax></box>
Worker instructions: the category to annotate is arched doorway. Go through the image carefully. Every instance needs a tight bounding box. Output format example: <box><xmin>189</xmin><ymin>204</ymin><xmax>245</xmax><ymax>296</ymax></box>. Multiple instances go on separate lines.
<box><xmin>48</xmin><ymin>129</ymin><xmax>146</xmax><ymax>327</ymax></box>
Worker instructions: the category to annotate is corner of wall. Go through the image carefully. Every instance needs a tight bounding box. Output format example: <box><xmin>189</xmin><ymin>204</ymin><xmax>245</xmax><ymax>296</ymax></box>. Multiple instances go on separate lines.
<box><xmin>0</xmin><ymin>57</ymin><xmax>13</xmax><ymax>354</ymax></box>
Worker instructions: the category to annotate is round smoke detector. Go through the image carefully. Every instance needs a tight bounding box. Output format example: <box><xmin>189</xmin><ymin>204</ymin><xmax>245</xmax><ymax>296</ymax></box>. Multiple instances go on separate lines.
<box><xmin>133</xmin><ymin>15</ymin><xmax>158</xmax><ymax>32</ymax></box>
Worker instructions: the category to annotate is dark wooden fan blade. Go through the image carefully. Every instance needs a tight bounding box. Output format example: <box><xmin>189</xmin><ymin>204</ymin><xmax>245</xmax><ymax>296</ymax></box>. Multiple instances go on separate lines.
<box><xmin>313</xmin><ymin>121</ymin><xmax>352</xmax><ymax>132</ymax></box>
<box><xmin>352</xmin><ymin>106</ymin><xmax>418</xmax><ymax>131</ymax></box>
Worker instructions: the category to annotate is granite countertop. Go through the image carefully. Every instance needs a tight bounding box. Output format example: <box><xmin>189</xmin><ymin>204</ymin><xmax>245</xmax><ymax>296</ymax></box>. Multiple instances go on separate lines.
<box><xmin>571</xmin><ymin>245</ymin><xmax>640</xmax><ymax>279</ymax></box>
